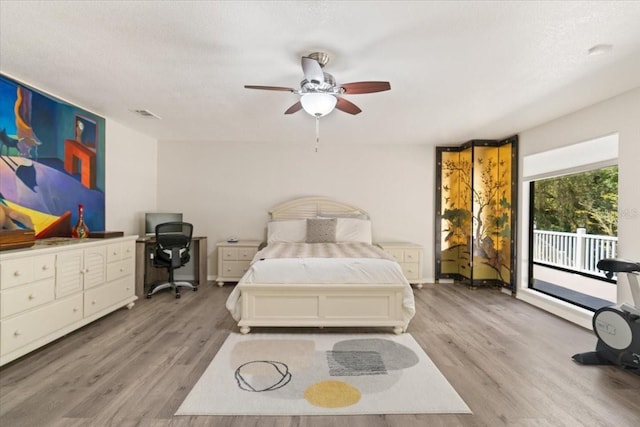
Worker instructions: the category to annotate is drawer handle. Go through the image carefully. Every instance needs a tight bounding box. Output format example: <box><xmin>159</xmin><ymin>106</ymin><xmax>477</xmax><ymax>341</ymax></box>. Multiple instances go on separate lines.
<box><xmin>92</xmin><ymin>300</ymin><xmax>96</xmax><ymax>305</ymax></box>
<box><xmin>28</xmin><ymin>293</ymin><xmax>35</xmax><ymax>300</ymax></box>
<box><xmin>14</xmin><ymin>330</ymin><xmax>21</xmax><ymax>336</ymax></box>
<box><xmin>73</xmin><ymin>307</ymin><xmax>79</xmax><ymax>312</ymax></box>
<box><xmin>13</xmin><ymin>270</ymin><xmax>21</xmax><ymax>277</ymax></box>
<box><xmin>120</xmin><ymin>268</ymin><xmax>125</xmax><ymax>272</ymax></box>
<box><xmin>42</xmin><ymin>265</ymin><xmax>49</xmax><ymax>271</ymax></box>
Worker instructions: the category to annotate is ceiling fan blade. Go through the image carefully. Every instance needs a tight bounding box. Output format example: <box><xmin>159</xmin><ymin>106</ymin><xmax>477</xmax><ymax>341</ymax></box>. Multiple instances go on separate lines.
<box><xmin>284</xmin><ymin>101</ymin><xmax>303</xmax><ymax>114</ymax></box>
<box><xmin>335</xmin><ymin>98</ymin><xmax>362</xmax><ymax>115</ymax></box>
<box><xmin>244</xmin><ymin>85</ymin><xmax>296</xmax><ymax>92</ymax></box>
<box><xmin>340</xmin><ymin>81</ymin><xmax>391</xmax><ymax>94</ymax></box>
<box><xmin>301</xmin><ymin>56</ymin><xmax>324</xmax><ymax>84</ymax></box>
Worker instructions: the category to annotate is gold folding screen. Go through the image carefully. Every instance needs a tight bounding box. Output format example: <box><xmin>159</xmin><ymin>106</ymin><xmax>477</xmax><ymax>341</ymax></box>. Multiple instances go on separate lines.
<box><xmin>435</xmin><ymin>136</ymin><xmax>518</xmax><ymax>289</ymax></box>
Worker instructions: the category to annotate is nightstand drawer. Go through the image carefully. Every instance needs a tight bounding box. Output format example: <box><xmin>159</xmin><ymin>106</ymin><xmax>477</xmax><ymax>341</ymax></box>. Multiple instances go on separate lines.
<box><xmin>216</xmin><ymin>240</ymin><xmax>262</xmax><ymax>286</ymax></box>
<box><xmin>222</xmin><ymin>247</ymin><xmax>239</xmax><ymax>261</ymax></box>
<box><xmin>238</xmin><ymin>247</ymin><xmax>258</xmax><ymax>261</ymax></box>
<box><xmin>401</xmin><ymin>263</ymin><xmax>421</xmax><ymax>280</ymax></box>
<box><xmin>403</xmin><ymin>249</ymin><xmax>420</xmax><ymax>263</ymax></box>
<box><xmin>222</xmin><ymin>246</ymin><xmax>257</xmax><ymax>262</ymax></box>
<box><xmin>221</xmin><ymin>261</ymin><xmax>251</xmax><ymax>278</ymax></box>
<box><xmin>385</xmin><ymin>249</ymin><xmax>404</xmax><ymax>263</ymax></box>
<box><xmin>376</xmin><ymin>242</ymin><xmax>424</xmax><ymax>285</ymax></box>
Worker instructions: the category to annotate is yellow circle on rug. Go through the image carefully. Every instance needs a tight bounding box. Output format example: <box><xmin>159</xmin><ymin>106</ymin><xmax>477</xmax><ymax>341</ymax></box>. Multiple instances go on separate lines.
<box><xmin>304</xmin><ymin>380</ymin><xmax>361</xmax><ymax>408</ymax></box>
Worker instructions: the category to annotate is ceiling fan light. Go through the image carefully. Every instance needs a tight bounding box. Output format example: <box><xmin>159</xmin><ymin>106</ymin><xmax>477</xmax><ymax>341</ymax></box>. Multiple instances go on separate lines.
<box><xmin>300</xmin><ymin>93</ymin><xmax>337</xmax><ymax>117</ymax></box>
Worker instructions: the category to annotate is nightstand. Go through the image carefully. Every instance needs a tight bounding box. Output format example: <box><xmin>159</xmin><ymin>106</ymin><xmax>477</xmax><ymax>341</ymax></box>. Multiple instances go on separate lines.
<box><xmin>377</xmin><ymin>242</ymin><xmax>424</xmax><ymax>288</ymax></box>
<box><xmin>216</xmin><ymin>240</ymin><xmax>262</xmax><ymax>287</ymax></box>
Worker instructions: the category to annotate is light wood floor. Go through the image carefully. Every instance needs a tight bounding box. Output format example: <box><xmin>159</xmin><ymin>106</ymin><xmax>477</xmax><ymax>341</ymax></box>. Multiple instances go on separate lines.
<box><xmin>1</xmin><ymin>282</ymin><xmax>639</xmax><ymax>426</ymax></box>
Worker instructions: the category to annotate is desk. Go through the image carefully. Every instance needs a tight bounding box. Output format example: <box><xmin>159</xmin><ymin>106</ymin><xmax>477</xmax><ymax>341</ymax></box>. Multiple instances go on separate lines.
<box><xmin>135</xmin><ymin>236</ymin><xmax>207</xmax><ymax>298</ymax></box>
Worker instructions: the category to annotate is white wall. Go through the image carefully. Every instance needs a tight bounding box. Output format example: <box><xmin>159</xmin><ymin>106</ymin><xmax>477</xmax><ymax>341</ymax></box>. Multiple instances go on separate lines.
<box><xmin>104</xmin><ymin>120</ymin><xmax>158</xmax><ymax>235</ymax></box>
<box><xmin>518</xmin><ymin>87</ymin><xmax>640</xmax><ymax>328</ymax></box>
<box><xmin>156</xmin><ymin>141</ymin><xmax>435</xmax><ymax>279</ymax></box>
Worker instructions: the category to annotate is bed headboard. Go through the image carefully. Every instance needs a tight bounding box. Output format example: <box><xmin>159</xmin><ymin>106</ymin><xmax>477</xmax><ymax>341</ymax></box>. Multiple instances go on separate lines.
<box><xmin>269</xmin><ymin>197</ymin><xmax>370</xmax><ymax>221</ymax></box>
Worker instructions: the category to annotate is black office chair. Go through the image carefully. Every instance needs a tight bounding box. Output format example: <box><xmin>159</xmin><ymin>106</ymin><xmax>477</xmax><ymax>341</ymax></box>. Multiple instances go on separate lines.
<box><xmin>146</xmin><ymin>221</ymin><xmax>197</xmax><ymax>299</ymax></box>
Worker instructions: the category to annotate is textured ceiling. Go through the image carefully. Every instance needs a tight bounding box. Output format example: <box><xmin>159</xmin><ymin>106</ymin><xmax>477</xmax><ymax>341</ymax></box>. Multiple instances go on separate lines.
<box><xmin>1</xmin><ymin>1</ymin><xmax>640</xmax><ymax>146</ymax></box>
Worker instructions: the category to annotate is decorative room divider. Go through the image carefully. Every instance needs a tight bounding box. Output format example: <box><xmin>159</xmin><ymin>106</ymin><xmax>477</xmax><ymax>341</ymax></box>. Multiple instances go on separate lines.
<box><xmin>435</xmin><ymin>136</ymin><xmax>518</xmax><ymax>290</ymax></box>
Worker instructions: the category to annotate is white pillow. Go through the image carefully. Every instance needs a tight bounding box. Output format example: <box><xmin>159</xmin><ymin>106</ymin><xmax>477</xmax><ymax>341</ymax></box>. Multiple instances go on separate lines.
<box><xmin>267</xmin><ymin>220</ymin><xmax>307</xmax><ymax>244</ymax></box>
<box><xmin>335</xmin><ymin>218</ymin><xmax>372</xmax><ymax>244</ymax></box>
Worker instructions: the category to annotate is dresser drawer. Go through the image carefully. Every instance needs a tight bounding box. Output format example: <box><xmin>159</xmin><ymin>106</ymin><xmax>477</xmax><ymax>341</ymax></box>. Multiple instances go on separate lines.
<box><xmin>1</xmin><ymin>254</ymin><xmax>56</xmax><ymax>290</ymax></box>
<box><xmin>106</xmin><ymin>242</ymin><xmax>123</xmax><ymax>263</ymax></box>
<box><xmin>106</xmin><ymin>258</ymin><xmax>134</xmax><ymax>282</ymax></box>
<box><xmin>1</xmin><ymin>294</ymin><xmax>83</xmax><ymax>356</ymax></box>
<box><xmin>1</xmin><ymin>278</ymin><xmax>55</xmax><ymax>318</ymax></box>
<box><xmin>33</xmin><ymin>255</ymin><xmax>56</xmax><ymax>281</ymax></box>
<box><xmin>106</xmin><ymin>241</ymin><xmax>135</xmax><ymax>263</ymax></box>
<box><xmin>1</xmin><ymin>258</ymin><xmax>33</xmax><ymax>289</ymax></box>
<box><xmin>221</xmin><ymin>260</ymin><xmax>251</xmax><ymax>278</ymax></box>
<box><xmin>84</xmin><ymin>277</ymin><xmax>134</xmax><ymax>317</ymax></box>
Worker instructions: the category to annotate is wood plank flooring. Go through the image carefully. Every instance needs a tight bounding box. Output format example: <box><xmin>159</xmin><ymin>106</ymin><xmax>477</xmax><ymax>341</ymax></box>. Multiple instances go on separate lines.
<box><xmin>1</xmin><ymin>282</ymin><xmax>639</xmax><ymax>426</ymax></box>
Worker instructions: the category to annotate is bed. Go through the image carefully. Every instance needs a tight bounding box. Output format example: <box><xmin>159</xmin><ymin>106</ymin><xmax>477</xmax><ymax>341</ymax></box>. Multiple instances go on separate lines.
<box><xmin>225</xmin><ymin>197</ymin><xmax>416</xmax><ymax>334</ymax></box>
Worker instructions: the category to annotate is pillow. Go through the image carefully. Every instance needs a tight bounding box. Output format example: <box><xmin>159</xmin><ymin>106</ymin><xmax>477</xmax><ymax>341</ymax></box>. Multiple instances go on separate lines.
<box><xmin>335</xmin><ymin>218</ymin><xmax>372</xmax><ymax>244</ymax></box>
<box><xmin>318</xmin><ymin>211</ymin><xmax>369</xmax><ymax>220</ymax></box>
<box><xmin>306</xmin><ymin>218</ymin><xmax>337</xmax><ymax>243</ymax></box>
<box><xmin>267</xmin><ymin>220</ymin><xmax>307</xmax><ymax>244</ymax></box>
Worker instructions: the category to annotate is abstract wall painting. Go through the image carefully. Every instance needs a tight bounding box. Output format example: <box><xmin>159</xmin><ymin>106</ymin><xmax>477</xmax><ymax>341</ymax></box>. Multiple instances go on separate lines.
<box><xmin>0</xmin><ymin>74</ymin><xmax>105</xmax><ymax>237</ymax></box>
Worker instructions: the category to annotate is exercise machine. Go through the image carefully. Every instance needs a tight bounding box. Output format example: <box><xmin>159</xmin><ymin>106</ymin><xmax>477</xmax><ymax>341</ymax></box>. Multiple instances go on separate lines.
<box><xmin>572</xmin><ymin>258</ymin><xmax>640</xmax><ymax>374</ymax></box>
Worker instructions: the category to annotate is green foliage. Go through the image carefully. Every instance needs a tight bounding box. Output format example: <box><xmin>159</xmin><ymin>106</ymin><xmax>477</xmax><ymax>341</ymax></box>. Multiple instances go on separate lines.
<box><xmin>533</xmin><ymin>166</ymin><xmax>618</xmax><ymax>235</ymax></box>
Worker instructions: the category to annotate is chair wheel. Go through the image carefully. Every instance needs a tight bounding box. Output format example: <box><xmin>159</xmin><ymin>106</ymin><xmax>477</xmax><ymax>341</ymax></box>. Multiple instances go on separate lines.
<box><xmin>193</xmin><ymin>287</ymin><xmax>198</xmax><ymax>292</ymax></box>
<box><xmin>175</xmin><ymin>293</ymin><xmax>181</xmax><ymax>299</ymax></box>
<box><xmin>146</xmin><ymin>294</ymin><xmax>152</xmax><ymax>299</ymax></box>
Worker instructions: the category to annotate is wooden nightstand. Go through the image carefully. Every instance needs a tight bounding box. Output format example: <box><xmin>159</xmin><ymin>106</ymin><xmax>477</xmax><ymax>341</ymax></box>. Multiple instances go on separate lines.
<box><xmin>216</xmin><ymin>240</ymin><xmax>262</xmax><ymax>287</ymax></box>
<box><xmin>377</xmin><ymin>242</ymin><xmax>424</xmax><ymax>288</ymax></box>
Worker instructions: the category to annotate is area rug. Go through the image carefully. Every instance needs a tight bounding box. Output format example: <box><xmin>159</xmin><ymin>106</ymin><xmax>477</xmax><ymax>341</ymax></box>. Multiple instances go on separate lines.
<box><xmin>176</xmin><ymin>332</ymin><xmax>471</xmax><ymax>416</ymax></box>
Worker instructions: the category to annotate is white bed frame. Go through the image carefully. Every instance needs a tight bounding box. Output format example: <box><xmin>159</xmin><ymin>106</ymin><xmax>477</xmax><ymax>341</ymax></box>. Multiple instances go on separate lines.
<box><xmin>236</xmin><ymin>196</ymin><xmax>408</xmax><ymax>335</ymax></box>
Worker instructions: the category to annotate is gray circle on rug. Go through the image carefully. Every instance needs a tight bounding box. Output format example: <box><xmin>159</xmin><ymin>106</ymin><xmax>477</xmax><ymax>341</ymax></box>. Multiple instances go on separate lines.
<box><xmin>332</xmin><ymin>338</ymin><xmax>419</xmax><ymax>371</ymax></box>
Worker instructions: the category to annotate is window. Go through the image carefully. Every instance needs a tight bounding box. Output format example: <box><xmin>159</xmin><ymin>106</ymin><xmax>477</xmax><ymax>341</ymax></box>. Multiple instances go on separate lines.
<box><xmin>529</xmin><ymin>166</ymin><xmax>618</xmax><ymax>310</ymax></box>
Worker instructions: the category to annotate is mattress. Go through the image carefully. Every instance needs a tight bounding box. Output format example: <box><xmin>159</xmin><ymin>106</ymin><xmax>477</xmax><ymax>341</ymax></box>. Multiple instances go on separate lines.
<box><xmin>225</xmin><ymin>242</ymin><xmax>416</xmax><ymax>323</ymax></box>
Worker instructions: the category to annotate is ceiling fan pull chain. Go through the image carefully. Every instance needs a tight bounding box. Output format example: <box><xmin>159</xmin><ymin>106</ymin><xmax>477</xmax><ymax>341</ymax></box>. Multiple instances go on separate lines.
<box><xmin>315</xmin><ymin>116</ymin><xmax>320</xmax><ymax>153</ymax></box>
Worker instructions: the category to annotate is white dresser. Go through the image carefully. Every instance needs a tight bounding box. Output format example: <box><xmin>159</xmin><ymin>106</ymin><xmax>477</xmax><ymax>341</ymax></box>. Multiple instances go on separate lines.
<box><xmin>216</xmin><ymin>240</ymin><xmax>261</xmax><ymax>286</ymax></box>
<box><xmin>0</xmin><ymin>236</ymin><xmax>137</xmax><ymax>366</ymax></box>
<box><xmin>377</xmin><ymin>242</ymin><xmax>425</xmax><ymax>288</ymax></box>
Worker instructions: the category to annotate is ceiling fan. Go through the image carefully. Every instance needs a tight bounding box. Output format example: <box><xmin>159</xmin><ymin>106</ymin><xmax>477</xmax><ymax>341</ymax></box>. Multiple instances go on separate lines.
<box><xmin>244</xmin><ymin>52</ymin><xmax>391</xmax><ymax>117</ymax></box>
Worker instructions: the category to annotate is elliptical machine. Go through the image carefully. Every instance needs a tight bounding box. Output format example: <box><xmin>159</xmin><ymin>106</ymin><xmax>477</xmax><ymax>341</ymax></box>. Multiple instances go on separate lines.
<box><xmin>572</xmin><ymin>258</ymin><xmax>640</xmax><ymax>374</ymax></box>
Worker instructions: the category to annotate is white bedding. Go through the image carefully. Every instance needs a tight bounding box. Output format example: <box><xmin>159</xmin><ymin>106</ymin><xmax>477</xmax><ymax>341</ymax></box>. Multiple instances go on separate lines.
<box><xmin>225</xmin><ymin>243</ymin><xmax>416</xmax><ymax>324</ymax></box>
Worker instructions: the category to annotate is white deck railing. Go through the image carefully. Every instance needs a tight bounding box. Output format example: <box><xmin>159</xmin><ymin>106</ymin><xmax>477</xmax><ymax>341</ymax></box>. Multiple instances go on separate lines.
<box><xmin>533</xmin><ymin>228</ymin><xmax>618</xmax><ymax>278</ymax></box>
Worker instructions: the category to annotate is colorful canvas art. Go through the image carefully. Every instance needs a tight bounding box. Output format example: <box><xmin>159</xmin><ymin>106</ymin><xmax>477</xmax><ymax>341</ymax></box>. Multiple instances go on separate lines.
<box><xmin>0</xmin><ymin>74</ymin><xmax>105</xmax><ymax>237</ymax></box>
